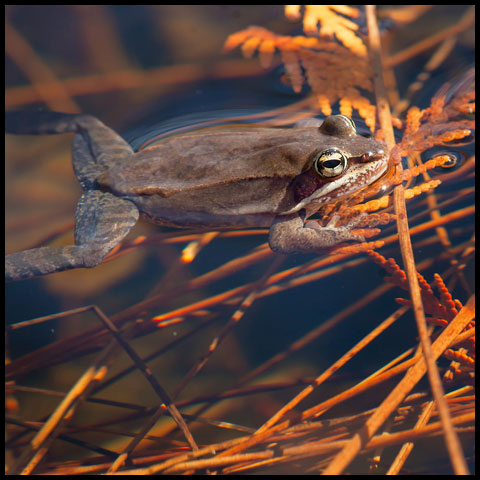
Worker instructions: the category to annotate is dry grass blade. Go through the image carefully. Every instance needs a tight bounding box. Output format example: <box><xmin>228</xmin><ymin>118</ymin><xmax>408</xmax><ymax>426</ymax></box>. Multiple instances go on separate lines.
<box><xmin>245</xmin><ymin>304</ymin><xmax>408</xmax><ymax>439</ymax></box>
<box><xmin>386</xmin><ymin>400</ymin><xmax>436</xmax><ymax>474</ymax></box>
<box><xmin>9</xmin><ymin>340</ymin><xmax>117</xmax><ymax>475</ymax></box>
<box><xmin>92</xmin><ymin>308</ymin><xmax>198</xmax><ymax>453</ymax></box>
<box><xmin>362</xmin><ymin>5</ymin><xmax>469</xmax><ymax>475</ymax></box>
<box><xmin>322</xmin><ymin>293</ymin><xmax>474</xmax><ymax>474</ymax></box>
<box><xmin>5</xmin><ymin>19</ymin><xmax>80</xmax><ymax>112</ymax></box>
<box><xmin>171</xmin><ymin>255</ymin><xmax>284</xmax><ymax>400</ymax></box>
<box><xmin>6</xmin><ymin>5</ymin><xmax>474</xmax><ymax>474</ymax></box>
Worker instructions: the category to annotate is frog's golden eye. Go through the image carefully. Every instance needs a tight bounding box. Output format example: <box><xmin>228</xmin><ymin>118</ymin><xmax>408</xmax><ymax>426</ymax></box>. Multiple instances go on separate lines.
<box><xmin>313</xmin><ymin>148</ymin><xmax>348</xmax><ymax>178</ymax></box>
<box><xmin>319</xmin><ymin>115</ymin><xmax>356</xmax><ymax>137</ymax></box>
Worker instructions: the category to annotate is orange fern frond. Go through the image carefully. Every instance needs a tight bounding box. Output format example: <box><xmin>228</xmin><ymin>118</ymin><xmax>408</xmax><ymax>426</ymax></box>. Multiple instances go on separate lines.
<box><xmin>396</xmin><ymin>155</ymin><xmax>452</xmax><ymax>183</ymax></box>
<box><xmin>223</xmin><ymin>16</ymin><xmax>376</xmax><ymax>128</ymax></box>
<box><xmin>444</xmin><ymin>349</ymin><xmax>475</xmax><ymax>368</ymax></box>
<box><xmin>330</xmin><ymin>239</ymin><xmax>384</xmax><ymax>256</ymax></box>
<box><xmin>444</xmin><ymin>346</ymin><xmax>475</xmax><ymax>385</ymax></box>
<box><xmin>285</xmin><ymin>5</ymin><xmax>366</xmax><ymax>56</ymax></box>
<box><xmin>392</xmin><ymin>70</ymin><xmax>475</xmax><ymax>164</ymax></box>
<box><xmin>298</xmin><ymin>47</ymin><xmax>375</xmax><ymax>127</ymax></box>
<box><xmin>367</xmin><ymin>251</ymin><xmax>454</xmax><ymax>321</ymax></box>
<box><xmin>433</xmin><ymin>273</ymin><xmax>460</xmax><ymax>320</ymax></box>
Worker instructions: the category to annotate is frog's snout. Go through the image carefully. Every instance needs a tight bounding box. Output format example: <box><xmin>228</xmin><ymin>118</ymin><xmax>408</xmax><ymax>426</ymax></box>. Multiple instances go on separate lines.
<box><xmin>360</xmin><ymin>149</ymin><xmax>385</xmax><ymax>163</ymax></box>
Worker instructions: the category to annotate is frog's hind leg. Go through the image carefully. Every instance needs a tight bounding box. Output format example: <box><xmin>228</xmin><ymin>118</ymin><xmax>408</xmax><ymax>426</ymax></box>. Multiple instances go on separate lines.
<box><xmin>6</xmin><ymin>111</ymin><xmax>139</xmax><ymax>282</ymax></box>
<box><xmin>5</xmin><ymin>191</ymin><xmax>139</xmax><ymax>282</ymax></box>
<box><xmin>6</xmin><ymin>110</ymin><xmax>134</xmax><ymax>188</ymax></box>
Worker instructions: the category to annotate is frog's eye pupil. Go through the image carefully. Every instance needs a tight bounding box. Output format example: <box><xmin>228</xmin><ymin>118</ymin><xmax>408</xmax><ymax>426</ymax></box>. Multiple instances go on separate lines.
<box><xmin>323</xmin><ymin>159</ymin><xmax>341</xmax><ymax>169</ymax></box>
<box><xmin>313</xmin><ymin>149</ymin><xmax>348</xmax><ymax>178</ymax></box>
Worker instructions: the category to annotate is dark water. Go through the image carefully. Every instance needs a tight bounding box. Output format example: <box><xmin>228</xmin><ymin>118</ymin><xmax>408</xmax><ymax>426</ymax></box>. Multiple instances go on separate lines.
<box><xmin>5</xmin><ymin>5</ymin><xmax>474</xmax><ymax>473</ymax></box>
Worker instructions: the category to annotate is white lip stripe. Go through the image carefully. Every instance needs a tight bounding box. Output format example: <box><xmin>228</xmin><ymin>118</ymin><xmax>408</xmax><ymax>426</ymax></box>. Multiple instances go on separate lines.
<box><xmin>283</xmin><ymin>157</ymin><xmax>389</xmax><ymax>215</ymax></box>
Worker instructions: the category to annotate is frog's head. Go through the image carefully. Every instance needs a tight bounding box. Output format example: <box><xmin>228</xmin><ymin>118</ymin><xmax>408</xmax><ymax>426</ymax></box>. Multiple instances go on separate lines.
<box><xmin>287</xmin><ymin>115</ymin><xmax>390</xmax><ymax>213</ymax></box>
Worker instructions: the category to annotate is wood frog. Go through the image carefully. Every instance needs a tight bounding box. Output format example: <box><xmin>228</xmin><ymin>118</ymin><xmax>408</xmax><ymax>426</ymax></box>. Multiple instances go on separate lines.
<box><xmin>5</xmin><ymin>111</ymin><xmax>389</xmax><ymax>282</ymax></box>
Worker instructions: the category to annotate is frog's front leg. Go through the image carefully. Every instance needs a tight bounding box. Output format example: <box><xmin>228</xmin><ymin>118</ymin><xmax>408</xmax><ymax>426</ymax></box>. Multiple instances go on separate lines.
<box><xmin>268</xmin><ymin>212</ymin><xmax>364</xmax><ymax>254</ymax></box>
<box><xmin>5</xmin><ymin>191</ymin><xmax>139</xmax><ymax>282</ymax></box>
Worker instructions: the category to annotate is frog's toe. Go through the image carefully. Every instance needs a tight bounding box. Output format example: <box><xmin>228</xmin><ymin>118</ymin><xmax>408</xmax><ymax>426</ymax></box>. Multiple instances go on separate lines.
<box><xmin>343</xmin><ymin>211</ymin><xmax>367</xmax><ymax>229</ymax></box>
<box><xmin>325</xmin><ymin>214</ymin><xmax>341</xmax><ymax>228</ymax></box>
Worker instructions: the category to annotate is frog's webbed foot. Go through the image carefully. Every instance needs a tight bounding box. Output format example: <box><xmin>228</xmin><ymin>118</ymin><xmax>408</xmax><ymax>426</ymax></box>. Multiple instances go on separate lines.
<box><xmin>5</xmin><ymin>191</ymin><xmax>139</xmax><ymax>282</ymax></box>
<box><xmin>268</xmin><ymin>212</ymin><xmax>365</xmax><ymax>254</ymax></box>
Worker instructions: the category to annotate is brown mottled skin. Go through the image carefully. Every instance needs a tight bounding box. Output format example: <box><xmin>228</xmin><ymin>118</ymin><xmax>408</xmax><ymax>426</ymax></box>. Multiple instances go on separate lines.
<box><xmin>5</xmin><ymin>111</ymin><xmax>388</xmax><ymax>281</ymax></box>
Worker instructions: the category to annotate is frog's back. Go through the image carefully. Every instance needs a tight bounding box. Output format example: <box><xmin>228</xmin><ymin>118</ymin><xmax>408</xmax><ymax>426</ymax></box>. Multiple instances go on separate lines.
<box><xmin>98</xmin><ymin>127</ymin><xmax>320</xmax><ymax>198</ymax></box>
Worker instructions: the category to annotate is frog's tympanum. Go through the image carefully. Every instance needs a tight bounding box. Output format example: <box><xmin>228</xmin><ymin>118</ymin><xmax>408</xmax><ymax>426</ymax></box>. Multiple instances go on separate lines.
<box><xmin>5</xmin><ymin>111</ymin><xmax>389</xmax><ymax>282</ymax></box>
